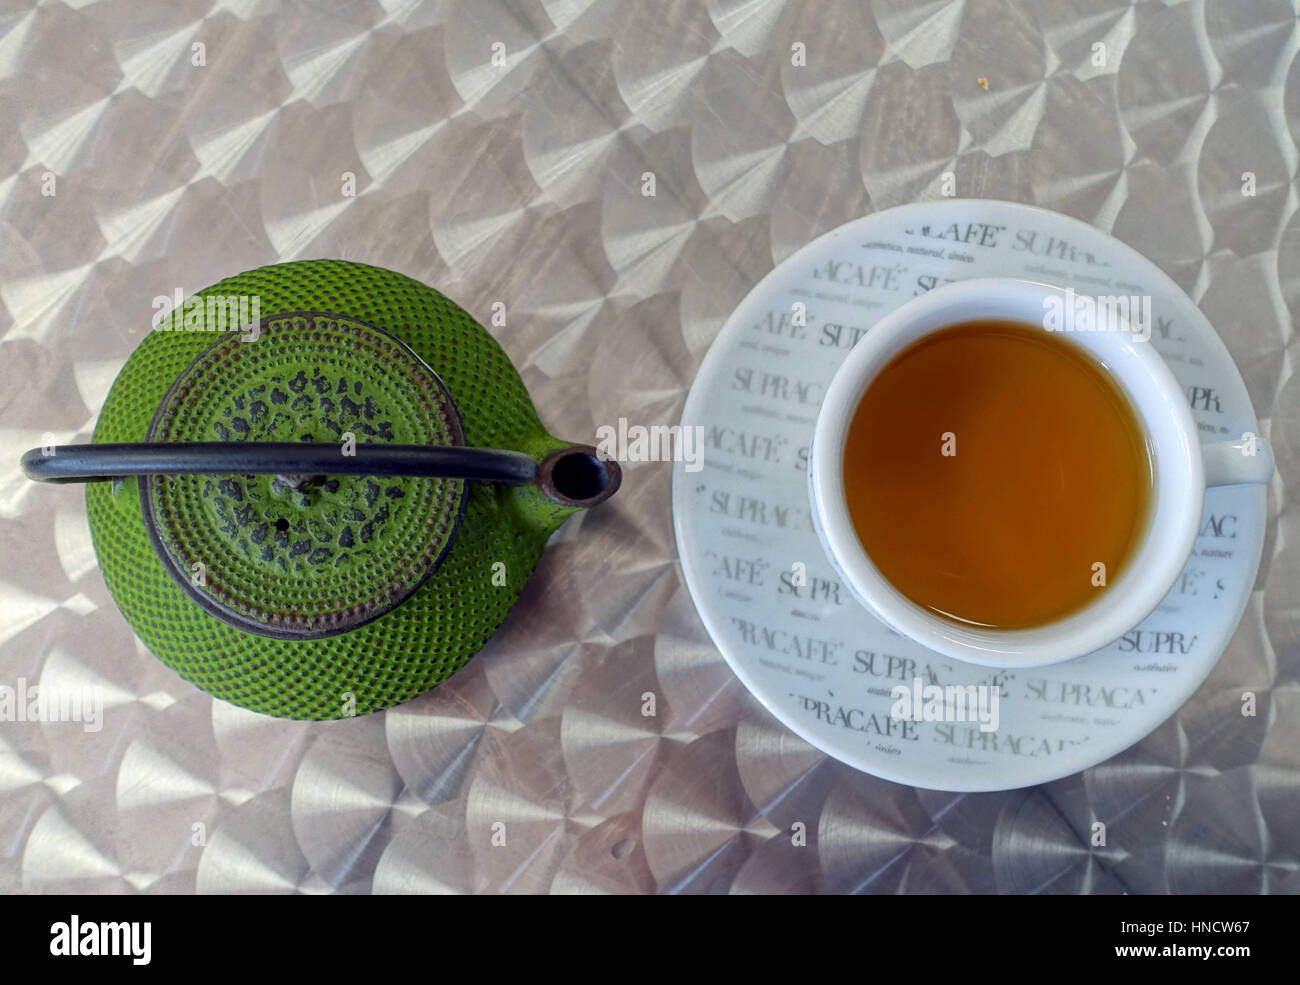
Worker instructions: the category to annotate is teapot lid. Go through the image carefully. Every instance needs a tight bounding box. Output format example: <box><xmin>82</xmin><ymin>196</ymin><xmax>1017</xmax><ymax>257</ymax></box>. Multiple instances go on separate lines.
<box><xmin>139</xmin><ymin>312</ymin><xmax>467</xmax><ymax>639</ymax></box>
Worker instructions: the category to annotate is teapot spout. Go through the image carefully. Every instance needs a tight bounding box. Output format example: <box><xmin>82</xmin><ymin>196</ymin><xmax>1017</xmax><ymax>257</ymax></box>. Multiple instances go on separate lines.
<box><xmin>499</xmin><ymin>440</ymin><xmax>621</xmax><ymax>543</ymax></box>
<box><xmin>535</xmin><ymin>444</ymin><xmax>621</xmax><ymax>508</ymax></box>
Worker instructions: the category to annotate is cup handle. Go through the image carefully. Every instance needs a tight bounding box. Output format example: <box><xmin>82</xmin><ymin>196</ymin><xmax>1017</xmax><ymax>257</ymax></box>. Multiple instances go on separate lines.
<box><xmin>1202</xmin><ymin>435</ymin><xmax>1274</xmax><ymax>487</ymax></box>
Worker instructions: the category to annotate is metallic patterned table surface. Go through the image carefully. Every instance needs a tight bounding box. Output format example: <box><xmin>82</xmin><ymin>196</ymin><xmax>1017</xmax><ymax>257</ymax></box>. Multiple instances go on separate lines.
<box><xmin>1</xmin><ymin>0</ymin><xmax>1297</xmax><ymax>894</ymax></box>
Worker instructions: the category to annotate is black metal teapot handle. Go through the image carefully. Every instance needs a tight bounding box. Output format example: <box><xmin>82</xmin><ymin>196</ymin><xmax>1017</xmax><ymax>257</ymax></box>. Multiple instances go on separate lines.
<box><xmin>21</xmin><ymin>441</ymin><xmax>620</xmax><ymax>505</ymax></box>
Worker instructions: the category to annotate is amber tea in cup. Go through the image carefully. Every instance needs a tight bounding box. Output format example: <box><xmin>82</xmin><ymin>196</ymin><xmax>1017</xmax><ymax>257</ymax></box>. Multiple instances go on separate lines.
<box><xmin>842</xmin><ymin>319</ymin><xmax>1155</xmax><ymax>630</ymax></box>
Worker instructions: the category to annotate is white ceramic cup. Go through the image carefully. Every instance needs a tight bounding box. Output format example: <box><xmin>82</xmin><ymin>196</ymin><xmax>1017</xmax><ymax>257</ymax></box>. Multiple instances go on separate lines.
<box><xmin>808</xmin><ymin>277</ymin><xmax>1274</xmax><ymax>668</ymax></box>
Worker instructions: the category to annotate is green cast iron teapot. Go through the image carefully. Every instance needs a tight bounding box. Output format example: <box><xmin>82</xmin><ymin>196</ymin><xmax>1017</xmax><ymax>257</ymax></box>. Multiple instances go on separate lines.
<box><xmin>20</xmin><ymin>260</ymin><xmax>620</xmax><ymax>720</ymax></box>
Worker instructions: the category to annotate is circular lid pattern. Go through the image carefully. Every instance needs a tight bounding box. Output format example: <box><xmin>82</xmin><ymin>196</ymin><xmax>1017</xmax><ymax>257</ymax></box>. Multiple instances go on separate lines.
<box><xmin>140</xmin><ymin>312</ymin><xmax>467</xmax><ymax>639</ymax></box>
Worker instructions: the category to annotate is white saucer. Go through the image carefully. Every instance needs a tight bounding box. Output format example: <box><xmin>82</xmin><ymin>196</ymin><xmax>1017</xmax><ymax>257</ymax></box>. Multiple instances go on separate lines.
<box><xmin>672</xmin><ymin>199</ymin><xmax>1268</xmax><ymax>792</ymax></box>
